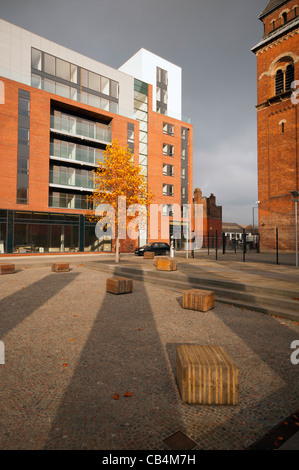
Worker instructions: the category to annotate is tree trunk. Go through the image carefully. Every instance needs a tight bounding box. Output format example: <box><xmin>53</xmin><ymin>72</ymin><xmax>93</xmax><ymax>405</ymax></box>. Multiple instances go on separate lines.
<box><xmin>115</xmin><ymin>236</ymin><xmax>120</xmax><ymax>263</ymax></box>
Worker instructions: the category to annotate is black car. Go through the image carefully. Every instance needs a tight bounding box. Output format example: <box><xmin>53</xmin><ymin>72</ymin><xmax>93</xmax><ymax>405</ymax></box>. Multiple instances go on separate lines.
<box><xmin>135</xmin><ymin>242</ymin><xmax>170</xmax><ymax>256</ymax></box>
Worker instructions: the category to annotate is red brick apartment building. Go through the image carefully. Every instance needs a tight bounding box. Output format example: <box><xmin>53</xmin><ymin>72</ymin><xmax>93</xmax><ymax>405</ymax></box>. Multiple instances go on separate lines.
<box><xmin>252</xmin><ymin>0</ymin><xmax>299</xmax><ymax>251</ymax></box>
<box><xmin>0</xmin><ymin>20</ymin><xmax>192</xmax><ymax>254</ymax></box>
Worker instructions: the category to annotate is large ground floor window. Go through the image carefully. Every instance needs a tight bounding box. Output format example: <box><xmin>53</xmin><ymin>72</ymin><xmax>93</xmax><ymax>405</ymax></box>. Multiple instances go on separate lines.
<box><xmin>0</xmin><ymin>209</ymin><xmax>112</xmax><ymax>254</ymax></box>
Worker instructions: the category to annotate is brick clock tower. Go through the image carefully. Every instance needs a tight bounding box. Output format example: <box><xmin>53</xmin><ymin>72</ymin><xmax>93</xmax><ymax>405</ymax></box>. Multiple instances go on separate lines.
<box><xmin>252</xmin><ymin>0</ymin><xmax>299</xmax><ymax>251</ymax></box>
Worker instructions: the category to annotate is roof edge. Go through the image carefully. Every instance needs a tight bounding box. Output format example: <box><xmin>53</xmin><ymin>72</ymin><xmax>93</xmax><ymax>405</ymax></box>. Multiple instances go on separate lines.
<box><xmin>258</xmin><ymin>0</ymin><xmax>290</xmax><ymax>20</ymax></box>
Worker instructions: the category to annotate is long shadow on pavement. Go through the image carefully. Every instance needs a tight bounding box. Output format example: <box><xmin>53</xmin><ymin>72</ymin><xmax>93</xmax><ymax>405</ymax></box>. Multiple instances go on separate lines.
<box><xmin>43</xmin><ymin>279</ymin><xmax>185</xmax><ymax>450</ymax></box>
<box><xmin>0</xmin><ymin>272</ymin><xmax>80</xmax><ymax>337</ymax></box>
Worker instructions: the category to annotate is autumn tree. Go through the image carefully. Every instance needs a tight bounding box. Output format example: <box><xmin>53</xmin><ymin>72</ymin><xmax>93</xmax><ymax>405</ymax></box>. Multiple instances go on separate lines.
<box><xmin>87</xmin><ymin>139</ymin><xmax>155</xmax><ymax>262</ymax></box>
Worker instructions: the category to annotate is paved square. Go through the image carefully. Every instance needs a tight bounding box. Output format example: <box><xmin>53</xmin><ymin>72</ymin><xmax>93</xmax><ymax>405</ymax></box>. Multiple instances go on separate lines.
<box><xmin>0</xmin><ymin>264</ymin><xmax>298</xmax><ymax>449</ymax></box>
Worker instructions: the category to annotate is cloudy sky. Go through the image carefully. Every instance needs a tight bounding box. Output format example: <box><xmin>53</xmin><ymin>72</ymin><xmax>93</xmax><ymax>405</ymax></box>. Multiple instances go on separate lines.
<box><xmin>1</xmin><ymin>0</ymin><xmax>267</xmax><ymax>225</ymax></box>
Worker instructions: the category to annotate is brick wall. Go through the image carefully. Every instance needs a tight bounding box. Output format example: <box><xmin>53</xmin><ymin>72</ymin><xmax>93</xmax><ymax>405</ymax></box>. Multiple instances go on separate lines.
<box><xmin>255</xmin><ymin>1</ymin><xmax>299</xmax><ymax>251</ymax></box>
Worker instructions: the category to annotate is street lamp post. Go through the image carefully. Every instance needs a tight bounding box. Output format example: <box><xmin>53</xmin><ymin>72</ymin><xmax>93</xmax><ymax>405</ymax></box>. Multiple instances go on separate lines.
<box><xmin>252</xmin><ymin>201</ymin><xmax>260</xmax><ymax>235</ymax></box>
<box><xmin>291</xmin><ymin>191</ymin><xmax>299</xmax><ymax>268</ymax></box>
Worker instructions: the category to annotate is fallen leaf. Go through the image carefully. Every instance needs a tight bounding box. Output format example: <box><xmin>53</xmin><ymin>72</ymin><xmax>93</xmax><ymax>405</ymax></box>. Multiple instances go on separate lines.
<box><xmin>294</xmin><ymin>297</ymin><xmax>299</xmax><ymax>301</ymax></box>
<box><xmin>63</xmin><ymin>364</ymin><xmax>68</xmax><ymax>367</ymax></box>
<box><xmin>138</xmin><ymin>328</ymin><xmax>142</xmax><ymax>331</ymax></box>
<box><xmin>113</xmin><ymin>393</ymin><xmax>119</xmax><ymax>400</ymax></box>
<box><xmin>277</xmin><ymin>437</ymin><xmax>284</xmax><ymax>441</ymax></box>
<box><xmin>124</xmin><ymin>392</ymin><xmax>132</xmax><ymax>397</ymax></box>
<box><xmin>70</xmin><ymin>339</ymin><xmax>75</xmax><ymax>341</ymax></box>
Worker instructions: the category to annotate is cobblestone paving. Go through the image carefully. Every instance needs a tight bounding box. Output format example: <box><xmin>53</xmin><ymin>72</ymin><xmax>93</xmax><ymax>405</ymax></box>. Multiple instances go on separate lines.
<box><xmin>0</xmin><ymin>265</ymin><xmax>298</xmax><ymax>450</ymax></box>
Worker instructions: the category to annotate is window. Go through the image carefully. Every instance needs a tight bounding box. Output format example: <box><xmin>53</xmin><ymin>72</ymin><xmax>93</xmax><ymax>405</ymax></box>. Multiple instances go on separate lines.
<box><xmin>163</xmin><ymin>164</ymin><xmax>174</xmax><ymax>176</ymax></box>
<box><xmin>19</xmin><ymin>97</ymin><xmax>30</xmax><ymax>116</ymax></box>
<box><xmin>44</xmin><ymin>53</ymin><xmax>55</xmax><ymax>75</ymax></box>
<box><xmin>81</xmin><ymin>69</ymin><xmax>88</xmax><ymax>88</ymax></box>
<box><xmin>163</xmin><ymin>143</ymin><xmax>174</xmax><ymax>157</ymax></box>
<box><xmin>31</xmin><ymin>48</ymin><xmax>119</xmax><ymax>117</ymax></box>
<box><xmin>18</xmin><ymin>127</ymin><xmax>29</xmax><ymax>145</ymax></box>
<box><xmin>181</xmin><ymin>168</ymin><xmax>186</xmax><ymax>179</ymax></box>
<box><xmin>157</xmin><ymin>67</ymin><xmax>168</xmax><ymax>86</ymax></box>
<box><xmin>181</xmin><ymin>148</ymin><xmax>186</xmax><ymax>160</ymax></box>
<box><xmin>31</xmin><ymin>48</ymin><xmax>42</xmax><ymax>70</ymax></box>
<box><xmin>101</xmin><ymin>76</ymin><xmax>109</xmax><ymax>95</ymax></box>
<box><xmin>282</xmin><ymin>12</ymin><xmax>287</xmax><ymax>24</ymax></box>
<box><xmin>89</xmin><ymin>72</ymin><xmax>101</xmax><ymax>92</ymax></box>
<box><xmin>182</xmin><ymin>186</ymin><xmax>186</xmax><ymax>198</ymax></box>
<box><xmin>163</xmin><ymin>184</ymin><xmax>174</xmax><ymax>197</ymax></box>
<box><xmin>285</xmin><ymin>64</ymin><xmax>294</xmax><ymax>91</ymax></box>
<box><xmin>162</xmin><ymin>204</ymin><xmax>173</xmax><ymax>216</ymax></box>
<box><xmin>275</xmin><ymin>64</ymin><xmax>295</xmax><ymax>95</ymax></box>
<box><xmin>163</xmin><ymin>122</ymin><xmax>174</xmax><ymax>136</ymax></box>
<box><xmin>282</xmin><ymin>122</ymin><xmax>285</xmax><ymax>134</ymax></box>
<box><xmin>275</xmin><ymin>69</ymin><xmax>284</xmax><ymax>95</ymax></box>
<box><xmin>56</xmin><ymin>58</ymin><xmax>70</xmax><ymax>81</ymax></box>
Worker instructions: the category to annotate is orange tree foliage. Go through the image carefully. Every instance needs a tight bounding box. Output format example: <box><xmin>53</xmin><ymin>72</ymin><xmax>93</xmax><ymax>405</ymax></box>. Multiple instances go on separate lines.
<box><xmin>86</xmin><ymin>139</ymin><xmax>155</xmax><ymax>237</ymax></box>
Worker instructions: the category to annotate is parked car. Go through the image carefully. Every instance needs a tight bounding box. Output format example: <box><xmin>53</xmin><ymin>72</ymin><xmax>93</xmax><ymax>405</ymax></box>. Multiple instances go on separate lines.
<box><xmin>135</xmin><ymin>242</ymin><xmax>170</xmax><ymax>256</ymax></box>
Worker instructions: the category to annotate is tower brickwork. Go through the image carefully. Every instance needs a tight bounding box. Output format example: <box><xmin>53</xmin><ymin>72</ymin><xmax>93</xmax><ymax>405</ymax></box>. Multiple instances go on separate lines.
<box><xmin>252</xmin><ymin>0</ymin><xmax>299</xmax><ymax>251</ymax></box>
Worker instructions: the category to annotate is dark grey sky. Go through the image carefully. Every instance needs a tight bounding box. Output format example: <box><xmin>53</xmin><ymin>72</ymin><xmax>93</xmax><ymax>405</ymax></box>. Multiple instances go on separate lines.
<box><xmin>0</xmin><ymin>0</ymin><xmax>267</xmax><ymax>224</ymax></box>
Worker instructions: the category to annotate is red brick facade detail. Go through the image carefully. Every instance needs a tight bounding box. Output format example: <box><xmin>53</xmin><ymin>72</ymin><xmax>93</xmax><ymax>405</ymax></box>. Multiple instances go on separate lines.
<box><xmin>254</xmin><ymin>0</ymin><xmax>299</xmax><ymax>251</ymax></box>
<box><xmin>193</xmin><ymin>188</ymin><xmax>222</xmax><ymax>244</ymax></box>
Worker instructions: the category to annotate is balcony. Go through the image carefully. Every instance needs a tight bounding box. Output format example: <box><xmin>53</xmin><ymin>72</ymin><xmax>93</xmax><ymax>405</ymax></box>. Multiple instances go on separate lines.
<box><xmin>49</xmin><ymin>192</ymin><xmax>93</xmax><ymax>210</ymax></box>
<box><xmin>50</xmin><ymin>115</ymin><xmax>112</xmax><ymax>145</ymax></box>
<box><xmin>50</xmin><ymin>141</ymin><xmax>104</xmax><ymax>167</ymax></box>
<box><xmin>49</xmin><ymin>170</ymin><xmax>94</xmax><ymax>191</ymax></box>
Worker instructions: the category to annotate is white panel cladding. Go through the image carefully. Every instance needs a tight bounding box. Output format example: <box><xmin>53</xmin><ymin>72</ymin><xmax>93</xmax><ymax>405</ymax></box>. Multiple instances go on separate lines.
<box><xmin>119</xmin><ymin>48</ymin><xmax>182</xmax><ymax>120</ymax></box>
<box><xmin>0</xmin><ymin>18</ymin><xmax>134</xmax><ymax>117</ymax></box>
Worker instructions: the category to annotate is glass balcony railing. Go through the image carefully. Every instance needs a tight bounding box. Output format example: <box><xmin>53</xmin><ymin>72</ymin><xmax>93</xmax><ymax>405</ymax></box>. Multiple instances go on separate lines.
<box><xmin>50</xmin><ymin>142</ymin><xmax>104</xmax><ymax>166</ymax></box>
<box><xmin>49</xmin><ymin>193</ymin><xmax>94</xmax><ymax>210</ymax></box>
<box><xmin>49</xmin><ymin>170</ymin><xmax>94</xmax><ymax>190</ymax></box>
<box><xmin>50</xmin><ymin>115</ymin><xmax>112</xmax><ymax>144</ymax></box>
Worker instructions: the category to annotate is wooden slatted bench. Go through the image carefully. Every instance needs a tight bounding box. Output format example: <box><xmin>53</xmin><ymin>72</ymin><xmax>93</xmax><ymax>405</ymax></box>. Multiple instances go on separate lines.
<box><xmin>154</xmin><ymin>255</ymin><xmax>169</xmax><ymax>267</ymax></box>
<box><xmin>182</xmin><ymin>289</ymin><xmax>215</xmax><ymax>312</ymax></box>
<box><xmin>51</xmin><ymin>263</ymin><xmax>69</xmax><ymax>272</ymax></box>
<box><xmin>176</xmin><ymin>344</ymin><xmax>239</xmax><ymax>405</ymax></box>
<box><xmin>106</xmin><ymin>277</ymin><xmax>133</xmax><ymax>295</ymax></box>
<box><xmin>156</xmin><ymin>258</ymin><xmax>177</xmax><ymax>271</ymax></box>
<box><xmin>0</xmin><ymin>264</ymin><xmax>15</xmax><ymax>275</ymax></box>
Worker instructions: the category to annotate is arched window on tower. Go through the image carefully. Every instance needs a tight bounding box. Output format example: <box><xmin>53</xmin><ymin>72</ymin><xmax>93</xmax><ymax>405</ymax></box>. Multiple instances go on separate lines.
<box><xmin>282</xmin><ymin>12</ymin><xmax>287</xmax><ymax>24</ymax></box>
<box><xmin>275</xmin><ymin>69</ymin><xmax>284</xmax><ymax>95</ymax></box>
<box><xmin>285</xmin><ymin>64</ymin><xmax>295</xmax><ymax>91</ymax></box>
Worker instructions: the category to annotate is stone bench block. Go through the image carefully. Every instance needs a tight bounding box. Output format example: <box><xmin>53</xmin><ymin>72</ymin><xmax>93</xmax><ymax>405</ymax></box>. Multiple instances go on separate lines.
<box><xmin>182</xmin><ymin>289</ymin><xmax>215</xmax><ymax>312</ymax></box>
<box><xmin>106</xmin><ymin>277</ymin><xmax>133</xmax><ymax>295</ymax></box>
<box><xmin>51</xmin><ymin>263</ymin><xmax>69</xmax><ymax>272</ymax></box>
<box><xmin>176</xmin><ymin>344</ymin><xmax>239</xmax><ymax>405</ymax></box>
<box><xmin>156</xmin><ymin>258</ymin><xmax>177</xmax><ymax>271</ymax></box>
<box><xmin>0</xmin><ymin>264</ymin><xmax>15</xmax><ymax>275</ymax></box>
<box><xmin>144</xmin><ymin>251</ymin><xmax>154</xmax><ymax>259</ymax></box>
